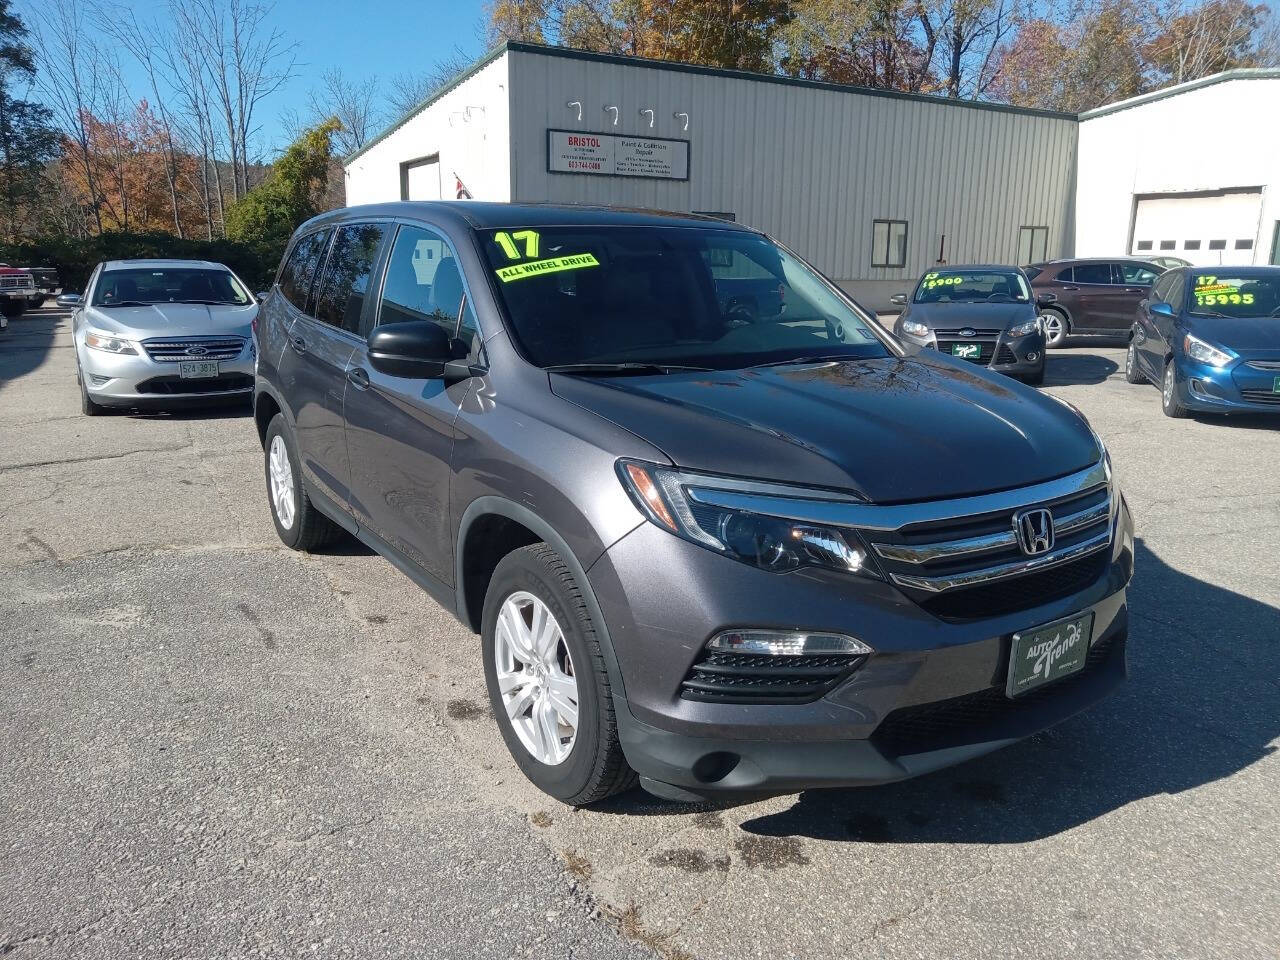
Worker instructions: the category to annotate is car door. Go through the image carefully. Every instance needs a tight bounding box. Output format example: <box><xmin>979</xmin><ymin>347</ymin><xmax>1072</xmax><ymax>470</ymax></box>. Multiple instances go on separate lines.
<box><xmin>343</xmin><ymin>221</ymin><xmax>477</xmax><ymax>586</ymax></box>
<box><xmin>1115</xmin><ymin>262</ymin><xmax>1161</xmax><ymax>331</ymax></box>
<box><xmin>1146</xmin><ymin>270</ymin><xmax>1187</xmax><ymax>370</ymax></box>
<box><xmin>274</xmin><ymin>226</ymin><xmax>360</xmax><ymax>511</ymax></box>
<box><xmin>1065</xmin><ymin>262</ymin><xmax>1124</xmax><ymax>331</ymax></box>
<box><xmin>1135</xmin><ymin>270</ymin><xmax>1176</xmax><ymax>378</ymax></box>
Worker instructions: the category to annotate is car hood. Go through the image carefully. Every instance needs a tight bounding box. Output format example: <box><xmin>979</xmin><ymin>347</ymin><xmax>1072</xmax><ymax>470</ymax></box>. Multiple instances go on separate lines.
<box><xmin>551</xmin><ymin>355</ymin><xmax>1099</xmax><ymax>503</ymax></box>
<box><xmin>83</xmin><ymin>302</ymin><xmax>256</xmax><ymax>338</ymax></box>
<box><xmin>903</xmin><ymin>301</ymin><xmax>1035</xmax><ymax>330</ymax></box>
<box><xmin>1187</xmin><ymin>315</ymin><xmax>1280</xmax><ymax>353</ymax></box>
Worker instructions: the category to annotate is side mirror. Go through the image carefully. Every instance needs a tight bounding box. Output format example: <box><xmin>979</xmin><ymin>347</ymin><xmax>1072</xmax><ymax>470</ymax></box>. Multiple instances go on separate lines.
<box><xmin>256</xmin><ymin>290</ymin><xmax>270</xmax><ymax>302</ymax></box>
<box><xmin>889</xmin><ymin>293</ymin><xmax>908</xmax><ymax>307</ymax></box>
<box><xmin>367</xmin><ymin>321</ymin><xmax>454</xmax><ymax>379</ymax></box>
<box><xmin>1149</xmin><ymin>302</ymin><xmax>1175</xmax><ymax>318</ymax></box>
<box><xmin>56</xmin><ymin>292</ymin><xmax>82</xmax><ymax>307</ymax></box>
<box><xmin>1036</xmin><ymin>292</ymin><xmax>1058</xmax><ymax>307</ymax></box>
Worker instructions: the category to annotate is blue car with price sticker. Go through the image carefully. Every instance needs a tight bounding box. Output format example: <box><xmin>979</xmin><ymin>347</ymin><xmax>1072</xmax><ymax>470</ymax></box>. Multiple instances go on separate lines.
<box><xmin>890</xmin><ymin>265</ymin><xmax>1047</xmax><ymax>384</ymax></box>
<box><xmin>1126</xmin><ymin>266</ymin><xmax>1280</xmax><ymax>418</ymax></box>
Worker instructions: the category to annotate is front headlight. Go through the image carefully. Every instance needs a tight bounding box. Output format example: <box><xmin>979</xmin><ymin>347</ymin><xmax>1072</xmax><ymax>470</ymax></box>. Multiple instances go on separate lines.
<box><xmin>1007</xmin><ymin>317</ymin><xmax>1041</xmax><ymax>339</ymax></box>
<box><xmin>1183</xmin><ymin>333</ymin><xmax>1233</xmax><ymax>368</ymax></box>
<box><xmin>618</xmin><ymin>460</ymin><xmax>881</xmax><ymax>578</ymax></box>
<box><xmin>901</xmin><ymin>319</ymin><xmax>929</xmax><ymax>338</ymax></box>
<box><xmin>84</xmin><ymin>329</ymin><xmax>138</xmax><ymax>355</ymax></box>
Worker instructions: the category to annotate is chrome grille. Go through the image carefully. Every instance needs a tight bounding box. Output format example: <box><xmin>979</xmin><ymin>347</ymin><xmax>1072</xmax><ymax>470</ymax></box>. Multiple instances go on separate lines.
<box><xmin>142</xmin><ymin>336</ymin><xmax>246</xmax><ymax>362</ymax></box>
<box><xmin>0</xmin><ymin>275</ymin><xmax>34</xmax><ymax>290</ymax></box>
<box><xmin>1240</xmin><ymin>389</ymin><xmax>1280</xmax><ymax>405</ymax></box>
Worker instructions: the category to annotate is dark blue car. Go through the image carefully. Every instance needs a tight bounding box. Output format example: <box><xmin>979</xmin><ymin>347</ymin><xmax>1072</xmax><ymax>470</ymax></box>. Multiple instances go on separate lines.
<box><xmin>1127</xmin><ymin>266</ymin><xmax>1280</xmax><ymax>418</ymax></box>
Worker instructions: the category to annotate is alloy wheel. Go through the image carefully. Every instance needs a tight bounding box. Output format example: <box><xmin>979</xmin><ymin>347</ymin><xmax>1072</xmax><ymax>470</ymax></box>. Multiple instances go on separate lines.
<box><xmin>493</xmin><ymin>591</ymin><xmax>578</xmax><ymax>765</ymax></box>
<box><xmin>268</xmin><ymin>435</ymin><xmax>296</xmax><ymax>530</ymax></box>
<box><xmin>1127</xmin><ymin>343</ymin><xmax>1134</xmax><ymax>377</ymax></box>
<box><xmin>1041</xmin><ymin>312</ymin><xmax>1065</xmax><ymax>347</ymax></box>
<box><xmin>1164</xmin><ymin>364</ymin><xmax>1174</xmax><ymax>406</ymax></box>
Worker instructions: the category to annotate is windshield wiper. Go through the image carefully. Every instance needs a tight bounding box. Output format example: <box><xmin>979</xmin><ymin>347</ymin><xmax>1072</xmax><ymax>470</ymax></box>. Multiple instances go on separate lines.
<box><xmin>99</xmin><ymin>300</ymin><xmax>151</xmax><ymax>307</ymax></box>
<box><xmin>544</xmin><ymin>362</ymin><xmax>714</xmax><ymax>375</ymax></box>
<box><xmin>172</xmin><ymin>298</ymin><xmax>243</xmax><ymax>305</ymax></box>
<box><xmin>748</xmin><ymin>354</ymin><xmax>859</xmax><ymax>369</ymax></box>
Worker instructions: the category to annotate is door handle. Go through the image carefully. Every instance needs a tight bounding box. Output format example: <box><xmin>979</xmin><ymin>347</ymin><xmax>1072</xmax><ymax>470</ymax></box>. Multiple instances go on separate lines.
<box><xmin>1061</xmin><ymin>286</ymin><xmax>1079</xmax><ymax>291</ymax></box>
<box><xmin>290</xmin><ymin>335</ymin><xmax>306</xmax><ymax>354</ymax></box>
<box><xmin>347</xmin><ymin>366</ymin><xmax>370</xmax><ymax>390</ymax></box>
<box><xmin>1125</xmin><ymin>288</ymin><xmax>1143</xmax><ymax>293</ymax></box>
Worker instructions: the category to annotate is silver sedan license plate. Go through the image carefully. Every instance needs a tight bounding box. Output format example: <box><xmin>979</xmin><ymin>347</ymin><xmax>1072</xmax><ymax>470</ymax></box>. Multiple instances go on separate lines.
<box><xmin>1006</xmin><ymin>611</ymin><xmax>1094</xmax><ymax>697</ymax></box>
<box><xmin>179</xmin><ymin>360</ymin><xmax>219</xmax><ymax>379</ymax></box>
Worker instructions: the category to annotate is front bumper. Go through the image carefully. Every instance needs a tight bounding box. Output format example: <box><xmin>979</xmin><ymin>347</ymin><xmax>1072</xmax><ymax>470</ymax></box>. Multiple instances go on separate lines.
<box><xmin>590</xmin><ymin>493</ymin><xmax>1134</xmax><ymax>798</ymax></box>
<box><xmin>1175</xmin><ymin>355</ymin><xmax>1280</xmax><ymax>414</ymax></box>
<box><xmin>80</xmin><ymin>340</ymin><xmax>255</xmax><ymax>408</ymax></box>
<box><xmin>907</xmin><ymin>330</ymin><xmax>1046</xmax><ymax>377</ymax></box>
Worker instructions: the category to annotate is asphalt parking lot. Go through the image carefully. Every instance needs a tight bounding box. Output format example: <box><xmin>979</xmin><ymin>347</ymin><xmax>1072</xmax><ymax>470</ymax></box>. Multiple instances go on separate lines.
<box><xmin>2</xmin><ymin>303</ymin><xmax>1277</xmax><ymax>960</ymax></box>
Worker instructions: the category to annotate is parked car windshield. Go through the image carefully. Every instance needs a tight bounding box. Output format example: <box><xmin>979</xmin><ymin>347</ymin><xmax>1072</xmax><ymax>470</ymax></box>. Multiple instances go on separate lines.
<box><xmin>92</xmin><ymin>268</ymin><xmax>251</xmax><ymax>307</ymax></box>
<box><xmin>1188</xmin><ymin>273</ymin><xmax>1280</xmax><ymax>318</ymax></box>
<box><xmin>480</xmin><ymin>226</ymin><xmax>890</xmax><ymax>369</ymax></box>
<box><xmin>913</xmin><ymin>269</ymin><xmax>1031</xmax><ymax>304</ymax></box>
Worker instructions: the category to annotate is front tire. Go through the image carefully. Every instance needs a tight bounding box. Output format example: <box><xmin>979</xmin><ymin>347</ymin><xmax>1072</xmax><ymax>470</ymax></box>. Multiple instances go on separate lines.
<box><xmin>79</xmin><ymin>377</ymin><xmax>105</xmax><ymax>416</ymax></box>
<box><xmin>1124</xmin><ymin>340</ymin><xmax>1146</xmax><ymax>384</ymax></box>
<box><xmin>263</xmin><ymin>413</ymin><xmax>343</xmax><ymax>550</ymax></box>
<box><xmin>1040</xmin><ymin>310</ymin><xmax>1068</xmax><ymax>348</ymax></box>
<box><xmin>482</xmin><ymin>543</ymin><xmax>635</xmax><ymax>806</ymax></box>
<box><xmin>1</xmin><ymin>300</ymin><xmax>24</xmax><ymax>320</ymax></box>
<box><xmin>1162</xmin><ymin>359</ymin><xmax>1189</xmax><ymax>418</ymax></box>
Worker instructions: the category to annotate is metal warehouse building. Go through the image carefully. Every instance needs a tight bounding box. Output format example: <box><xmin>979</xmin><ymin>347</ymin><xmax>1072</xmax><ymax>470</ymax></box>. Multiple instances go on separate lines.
<box><xmin>343</xmin><ymin>44</ymin><xmax>1279</xmax><ymax>309</ymax></box>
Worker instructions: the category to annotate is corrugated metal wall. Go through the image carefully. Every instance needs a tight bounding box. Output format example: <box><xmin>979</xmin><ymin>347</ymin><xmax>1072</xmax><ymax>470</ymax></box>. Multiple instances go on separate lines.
<box><xmin>507</xmin><ymin>49</ymin><xmax>1078</xmax><ymax>307</ymax></box>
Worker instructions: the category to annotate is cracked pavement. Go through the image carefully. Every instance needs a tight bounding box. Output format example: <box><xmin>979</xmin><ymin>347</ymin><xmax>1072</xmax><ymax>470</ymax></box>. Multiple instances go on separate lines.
<box><xmin>2</xmin><ymin>306</ymin><xmax>1278</xmax><ymax>959</ymax></box>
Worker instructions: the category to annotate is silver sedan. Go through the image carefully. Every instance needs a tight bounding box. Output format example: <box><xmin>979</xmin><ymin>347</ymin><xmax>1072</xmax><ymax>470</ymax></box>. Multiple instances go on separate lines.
<box><xmin>70</xmin><ymin>259</ymin><xmax>258</xmax><ymax>415</ymax></box>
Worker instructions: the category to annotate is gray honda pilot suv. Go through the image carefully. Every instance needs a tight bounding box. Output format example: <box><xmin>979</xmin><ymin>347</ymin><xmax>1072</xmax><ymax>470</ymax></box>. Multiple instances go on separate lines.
<box><xmin>254</xmin><ymin>202</ymin><xmax>1134</xmax><ymax>806</ymax></box>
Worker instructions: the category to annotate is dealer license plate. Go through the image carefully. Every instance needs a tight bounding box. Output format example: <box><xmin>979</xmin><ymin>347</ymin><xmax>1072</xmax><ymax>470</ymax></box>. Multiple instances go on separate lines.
<box><xmin>1006</xmin><ymin>611</ymin><xmax>1094</xmax><ymax>697</ymax></box>
<box><xmin>179</xmin><ymin>360</ymin><xmax>219</xmax><ymax>379</ymax></box>
<box><xmin>952</xmin><ymin>343</ymin><xmax>981</xmax><ymax>359</ymax></box>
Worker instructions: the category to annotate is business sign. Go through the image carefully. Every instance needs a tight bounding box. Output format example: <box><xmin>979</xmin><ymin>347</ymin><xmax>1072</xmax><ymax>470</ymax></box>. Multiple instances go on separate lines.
<box><xmin>547</xmin><ymin>129</ymin><xmax>689</xmax><ymax>181</ymax></box>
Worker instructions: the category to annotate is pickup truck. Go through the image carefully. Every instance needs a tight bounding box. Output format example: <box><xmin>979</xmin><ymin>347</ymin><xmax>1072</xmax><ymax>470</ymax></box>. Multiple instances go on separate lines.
<box><xmin>0</xmin><ymin>265</ymin><xmax>36</xmax><ymax>323</ymax></box>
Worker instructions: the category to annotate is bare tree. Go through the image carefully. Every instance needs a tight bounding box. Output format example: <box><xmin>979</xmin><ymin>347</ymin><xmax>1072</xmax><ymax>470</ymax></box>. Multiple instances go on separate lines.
<box><xmin>94</xmin><ymin>1</ymin><xmax>186</xmax><ymax>235</ymax></box>
<box><xmin>30</xmin><ymin>0</ymin><xmax>104</xmax><ymax>233</ymax></box>
<box><xmin>172</xmin><ymin>0</ymin><xmax>296</xmax><ymax>201</ymax></box>
<box><xmin>307</xmin><ymin>67</ymin><xmax>378</xmax><ymax>155</ymax></box>
<box><xmin>385</xmin><ymin>47</ymin><xmax>476</xmax><ymax>117</ymax></box>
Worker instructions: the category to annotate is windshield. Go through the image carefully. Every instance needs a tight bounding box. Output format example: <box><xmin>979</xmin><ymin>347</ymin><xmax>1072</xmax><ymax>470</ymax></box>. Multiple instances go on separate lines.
<box><xmin>92</xmin><ymin>267</ymin><xmax>251</xmax><ymax>307</ymax></box>
<box><xmin>913</xmin><ymin>269</ymin><xmax>1031</xmax><ymax>304</ymax></box>
<box><xmin>480</xmin><ymin>226</ymin><xmax>890</xmax><ymax>370</ymax></box>
<box><xmin>1189</xmin><ymin>273</ymin><xmax>1280</xmax><ymax>318</ymax></box>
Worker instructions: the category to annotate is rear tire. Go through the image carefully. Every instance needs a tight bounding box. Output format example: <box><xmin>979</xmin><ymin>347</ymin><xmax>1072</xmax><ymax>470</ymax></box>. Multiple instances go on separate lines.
<box><xmin>482</xmin><ymin>543</ymin><xmax>636</xmax><ymax>806</ymax></box>
<box><xmin>1124</xmin><ymin>340</ymin><xmax>1146</xmax><ymax>384</ymax></box>
<box><xmin>1162</xmin><ymin>359</ymin><xmax>1189</xmax><ymax>418</ymax></box>
<box><xmin>263</xmin><ymin>413</ymin><xmax>344</xmax><ymax>550</ymax></box>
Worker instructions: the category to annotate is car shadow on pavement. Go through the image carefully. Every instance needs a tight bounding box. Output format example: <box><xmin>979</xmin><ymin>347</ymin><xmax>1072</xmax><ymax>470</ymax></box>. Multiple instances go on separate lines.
<box><xmin>1042</xmin><ymin>352</ymin><xmax>1119</xmax><ymax>386</ymax></box>
<box><xmin>726</xmin><ymin>538</ymin><xmax>1279</xmax><ymax>843</ymax></box>
<box><xmin>0</xmin><ymin>309</ymin><xmax>65</xmax><ymax>386</ymax></box>
<box><xmin>128</xmin><ymin>403</ymin><xmax>253</xmax><ymax>421</ymax></box>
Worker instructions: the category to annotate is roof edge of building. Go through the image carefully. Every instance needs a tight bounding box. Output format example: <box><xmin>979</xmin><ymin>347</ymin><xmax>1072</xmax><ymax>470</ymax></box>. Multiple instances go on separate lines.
<box><xmin>1079</xmin><ymin>67</ymin><xmax>1280</xmax><ymax>121</ymax></box>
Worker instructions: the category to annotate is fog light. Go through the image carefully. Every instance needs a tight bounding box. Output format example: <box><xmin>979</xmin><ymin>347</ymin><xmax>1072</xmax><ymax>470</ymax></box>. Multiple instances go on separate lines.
<box><xmin>1025</xmin><ymin>351</ymin><xmax>1039</xmax><ymax>362</ymax></box>
<box><xmin>705</xmin><ymin>629</ymin><xmax>872</xmax><ymax>656</ymax></box>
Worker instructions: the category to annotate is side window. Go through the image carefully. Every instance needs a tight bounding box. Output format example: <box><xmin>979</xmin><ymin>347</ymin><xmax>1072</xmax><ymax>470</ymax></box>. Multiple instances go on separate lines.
<box><xmin>1167</xmin><ymin>273</ymin><xmax>1186</xmax><ymax>311</ymax></box>
<box><xmin>1151</xmin><ymin>272</ymin><xmax>1172</xmax><ymax>304</ymax></box>
<box><xmin>312</xmin><ymin>223</ymin><xmax>388</xmax><ymax>333</ymax></box>
<box><xmin>377</xmin><ymin>224</ymin><xmax>465</xmax><ymax>336</ymax></box>
<box><xmin>1120</xmin><ymin>263</ymin><xmax>1159</xmax><ymax>285</ymax></box>
<box><xmin>279</xmin><ymin>229</ymin><xmax>331</xmax><ymax>311</ymax></box>
<box><xmin>1072</xmin><ymin>263</ymin><xmax>1112</xmax><ymax>285</ymax></box>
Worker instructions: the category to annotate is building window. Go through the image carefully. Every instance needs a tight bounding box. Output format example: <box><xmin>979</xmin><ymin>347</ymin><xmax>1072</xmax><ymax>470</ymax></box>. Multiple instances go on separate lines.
<box><xmin>1159</xmin><ymin>240</ymin><xmax>1176</xmax><ymax>250</ymax></box>
<box><xmin>1234</xmin><ymin>238</ymin><xmax>1253</xmax><ymax>250</ymax></box>
<box><xmin>1017</xmin><ymin>226</ymin><xmax>1048</xmax><ymax>264</ymax></box>
<box><xmin>1209</xmin><ymin>239</ymin><xmax>1227</xmax><ymax>250</ymax></box>
<box><xmin>871</xmin><ymin>220</ymin><xmax>908</xmax><ymax>268</ymax></box>
<box><xmin>1136</xmin><ymin>240</ymin><xmax>1153</xmax><ymax>251</ymax></box>
<box><xmin>1184</xmin><ymin>240</ymin><xmax>1201</xmax><ymax>250</ymax></box>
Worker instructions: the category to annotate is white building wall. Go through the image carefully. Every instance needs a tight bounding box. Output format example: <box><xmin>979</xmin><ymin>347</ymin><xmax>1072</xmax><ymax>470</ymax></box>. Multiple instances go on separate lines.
<box><xmin>1076</xmin><ymin>72</ymin><xmax>1280</xmax><ymax>265</ymax></box>
<box><xmin>506</xmin><ymin>48</ymin><xmax>1079</xmax><ymax>307</ymax></box>
<box><xmin>344</xmin><ymin>53</ymin><xmax>512</xmax><ymax>207</ymax></box>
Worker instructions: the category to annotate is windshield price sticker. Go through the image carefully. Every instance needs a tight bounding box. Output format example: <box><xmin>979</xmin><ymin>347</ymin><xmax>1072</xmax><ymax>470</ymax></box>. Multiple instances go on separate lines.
<box><xmin>1195</xmin><ymin>292</ymin><xmax>1253</xmax><ymax>306</ymax></box>
<box><xmin>922</xmin><ymin>275</ymin><xmax>964</xmax><ymax>290</ymax></box>
<box><xmin>495</xmin><ymin>253</ymin><xmax>600</xmax><ymax>283</ymax></box>
<box><xmin>494</xmin><ymin>230</ymin><xmax>541</xmax><ymax>260</ymax></box>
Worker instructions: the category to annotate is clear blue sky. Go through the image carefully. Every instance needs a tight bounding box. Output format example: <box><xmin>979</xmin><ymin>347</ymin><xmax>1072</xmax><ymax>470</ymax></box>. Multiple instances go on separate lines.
<box><xmin>22</xmin><ymin>0</ymin><xmax>489</xmax><ymax>154</ymax></box>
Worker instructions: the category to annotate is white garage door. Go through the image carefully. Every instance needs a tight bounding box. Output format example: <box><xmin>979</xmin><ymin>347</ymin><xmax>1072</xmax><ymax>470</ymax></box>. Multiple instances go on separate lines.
<box><xmin>403</xmin><ymin>157</ymin><xmax>442</xmax><ymax>201</ymax></box>
<box><xmin>1131</xmin><ymin>191</ymin><xmax>1262</xmax><ymax>266</ymax></box>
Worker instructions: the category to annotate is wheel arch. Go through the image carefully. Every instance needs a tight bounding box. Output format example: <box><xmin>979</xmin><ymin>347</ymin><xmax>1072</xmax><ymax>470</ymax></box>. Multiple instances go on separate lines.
<box><xmin>455</xmin><ymin>496</ymin><xmax>629</xmax><ymax>700</ymax></box>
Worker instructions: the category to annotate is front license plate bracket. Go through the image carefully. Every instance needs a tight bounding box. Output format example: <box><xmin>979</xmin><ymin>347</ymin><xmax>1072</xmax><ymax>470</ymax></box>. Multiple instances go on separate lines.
<box><xmin>1006</xmin><ymin>611</ymin><xmax>1094</xmax><ymax>698</ymax></box>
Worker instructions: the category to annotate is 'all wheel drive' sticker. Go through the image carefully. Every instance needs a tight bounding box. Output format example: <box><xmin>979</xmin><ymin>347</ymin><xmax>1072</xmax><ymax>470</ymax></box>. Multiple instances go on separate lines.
<box><xmin>495</xmin><ymin>253</ymin><xmax>600</xmax><ymax>283</ymax></box>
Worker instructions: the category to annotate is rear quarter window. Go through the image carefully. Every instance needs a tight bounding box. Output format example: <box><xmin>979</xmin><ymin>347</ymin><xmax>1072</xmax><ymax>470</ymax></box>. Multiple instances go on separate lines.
<box><xmin>279</xmin><ymin>229</ymin><xmax>332</xmax><ymax>312</ymax></box>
